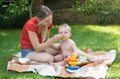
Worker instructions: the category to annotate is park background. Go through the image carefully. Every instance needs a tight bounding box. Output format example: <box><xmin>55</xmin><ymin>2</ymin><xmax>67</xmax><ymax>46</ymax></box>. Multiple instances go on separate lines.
<box><xmin>0</xmin><ymin>0</ymin><xmax>120</xmax><ymax>79</ymax></box>
<box><xmin>0</xmin><ymin>0</ymin><xmax>120</xmax><ymax>29</ymax></box>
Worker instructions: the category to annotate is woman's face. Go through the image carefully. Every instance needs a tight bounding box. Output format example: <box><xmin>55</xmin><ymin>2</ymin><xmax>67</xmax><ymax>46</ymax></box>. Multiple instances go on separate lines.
<box><xmin>39</xmin><ymin>15</ymin><xmax>52</xmax><ymax>26</ymax></box>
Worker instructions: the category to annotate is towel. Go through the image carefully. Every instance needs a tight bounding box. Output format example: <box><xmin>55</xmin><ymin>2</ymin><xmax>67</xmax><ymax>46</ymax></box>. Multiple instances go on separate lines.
<box><xmin>7</xmin><ymin>49</ymin><xmax>116</xmax><ymax>79</ymax></box>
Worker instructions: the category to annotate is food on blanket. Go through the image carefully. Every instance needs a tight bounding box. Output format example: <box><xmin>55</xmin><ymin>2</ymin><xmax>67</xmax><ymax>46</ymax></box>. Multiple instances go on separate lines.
<box><xmin>64</xmin><ymin>53</ymin><xmax>80</xmax><ymax>72</ymax></box>
<box><xmin>78</xmin><ymin>54</ymin><xmax>87</xmax><ymax>64</ymax></box>
<box><xmin>77</xmin><ymin>54</ymin><xmax>89</xmax><ymax>66</ymax></box>
<box><xmin>18</xmin><ymin>58</ymin><xmax>30</xmax><ymax>64</ymax></box>
<box><xmin>84</xmin><ymin>48</ymin><xmax>92</xmax><ymax>53</ymax></box>
<box><xmin>77</xmin><ymin>54</ymin><xmax>90</xmax><ymax>67</ymax></box>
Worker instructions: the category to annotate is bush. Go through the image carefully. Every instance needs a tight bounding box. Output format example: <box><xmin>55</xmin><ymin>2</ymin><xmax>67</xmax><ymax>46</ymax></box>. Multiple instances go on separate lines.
<box><xmin>72</xmin><ymin>0</ymin><xmax>120</xmax><ymax>24</ymax></box>
<box><xmin>0</xmin><ymin>0</ymin><xmax>30</xmax><ymax>29</ymax></box>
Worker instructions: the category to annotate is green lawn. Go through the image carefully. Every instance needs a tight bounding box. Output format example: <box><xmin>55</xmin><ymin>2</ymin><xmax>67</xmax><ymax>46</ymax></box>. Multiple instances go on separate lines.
<box><xmin>0</xmin><ymin>25</ymin><xmax>120</xmax><ymax>79</ymax></box>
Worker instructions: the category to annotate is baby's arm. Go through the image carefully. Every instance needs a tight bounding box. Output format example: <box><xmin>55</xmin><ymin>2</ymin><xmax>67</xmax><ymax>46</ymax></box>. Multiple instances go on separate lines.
<box><xmin>70</xmin><ymin>40</ymin><xmax>82</xmax><ymax>57</ymax></box>
<box><xmin>71</xmin><ymin>40</ymin><xmax>93</xmax><ymax>58</ymax></box>
<box><xmin>71</xmin><ymin>40</ymin><xmax>101</xmax><ymax>61</ymax></box>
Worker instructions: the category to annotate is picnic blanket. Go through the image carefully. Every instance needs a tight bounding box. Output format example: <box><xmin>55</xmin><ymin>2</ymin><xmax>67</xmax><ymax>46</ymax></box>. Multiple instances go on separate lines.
<box><xmin>7</xmin><ymin>49</ymin><xmax>116</xmax><ymax>79</ymax></box>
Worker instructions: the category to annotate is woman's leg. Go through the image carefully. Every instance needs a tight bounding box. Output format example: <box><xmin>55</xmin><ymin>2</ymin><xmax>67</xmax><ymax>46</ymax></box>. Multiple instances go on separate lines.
<box><xmin>49</xmin><ymin>54</ymin><xmax>65</xmax><ymax>66</ymax></box>
<box><xmin>45</xmin><ymin>43</ymin><xmax>60</xmax><ymax>55</ymax></box>
<box><xmin>27</xmin><ymin>52</ymin><xmax>54</xmax><ymax>63</ymax></box>
<box><xmin>45</xmin><ymin>47</ymin><xmax>60</xmax><ymax>55</ymax></box>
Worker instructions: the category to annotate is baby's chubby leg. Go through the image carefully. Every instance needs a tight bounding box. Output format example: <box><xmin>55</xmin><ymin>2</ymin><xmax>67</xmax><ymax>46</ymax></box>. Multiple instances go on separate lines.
<box><xmin>75</xmin><ymin>49</ymin><xmax>98</xmax><ymax>61</ymax></box>
<box><xmin>27</xmin><ymin>52</ymin><xmax>54</xmax><ymax>63</ymax></box>
<box><xmin>54</xmin><ymin>54</ymin><xmax>63</xmax><ymax>62</ymax></box>
<box><xmin>75</xmin><ymin>49</ymin><xmax>90</xmax><ymax>58</ymax></box>
<box><xmin>49</xmin><ymin>54</ymin><xmax>66</xmax><ymax>66</ymax></box>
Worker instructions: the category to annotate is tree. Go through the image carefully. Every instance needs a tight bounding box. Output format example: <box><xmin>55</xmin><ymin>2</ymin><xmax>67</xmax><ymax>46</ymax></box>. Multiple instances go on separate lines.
<box><xmin>0</xmin><ymin>0</ymin><xmax>44</xmax><ymax>28</ymax></box>
<box><xmin>30</xmin><ymin>0</ymin><xmax>44</xmax><ymax>18</ymax></box>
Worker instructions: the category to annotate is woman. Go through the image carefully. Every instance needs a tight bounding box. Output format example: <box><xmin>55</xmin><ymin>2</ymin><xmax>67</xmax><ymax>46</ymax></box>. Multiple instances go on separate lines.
<box><xmin>20</xmin><ymin>5</ymin><xmax>62</xmax><ymax>63</ymax></box>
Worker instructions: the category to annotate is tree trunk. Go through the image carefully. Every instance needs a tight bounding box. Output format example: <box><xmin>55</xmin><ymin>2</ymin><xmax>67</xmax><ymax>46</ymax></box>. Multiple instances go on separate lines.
<box><xmin>29</xmin><ymin>0</ymin><xmax>44</xmax><ymax>18</ymax></box>
<box><xmin>33</xmin><ymin>0</ymin><xmax>44</xmax><ymax>9</ymax></box>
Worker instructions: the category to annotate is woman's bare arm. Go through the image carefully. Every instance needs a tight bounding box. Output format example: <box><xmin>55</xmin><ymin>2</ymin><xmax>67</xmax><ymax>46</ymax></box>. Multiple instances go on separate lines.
<box><xmin>28</xmin><ymin>30</ymin><xmax>61</xmax><ymax>52</ymax></box>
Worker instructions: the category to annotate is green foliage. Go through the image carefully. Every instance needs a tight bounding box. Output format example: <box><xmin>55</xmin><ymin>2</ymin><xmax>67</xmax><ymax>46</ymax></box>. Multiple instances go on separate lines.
<box><xmin>72</xmin><ymin>0</ymin><xmax>120</xmax><ymax>24</ymax></box>
<box><xmin>0</xmin><ymin>0</ymin><xmax>31</xmax><ymax>29</ymax></box>
<box><xmin>0</xmin><ymin>0</ymin><xmax>120</xmax><ymax>28</ymax></box>
<box><xmin>72</xmin><ymin>0</ymin><xmax>120</xmax><ymax>14</ymax></box>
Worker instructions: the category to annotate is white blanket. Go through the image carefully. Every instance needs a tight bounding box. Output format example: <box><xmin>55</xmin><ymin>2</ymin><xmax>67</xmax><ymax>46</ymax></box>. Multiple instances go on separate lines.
<box><xmin>7</xmin><ymin>49</ymin><xmax>116</xmax><ymax>79</ymax></box>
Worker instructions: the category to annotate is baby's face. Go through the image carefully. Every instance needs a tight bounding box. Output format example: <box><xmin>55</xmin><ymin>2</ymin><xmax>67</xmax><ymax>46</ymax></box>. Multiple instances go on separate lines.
<box><xmin>59</xmin><ymin>27</ymin><xmax>71</xmax><ymax>40</ymax></box>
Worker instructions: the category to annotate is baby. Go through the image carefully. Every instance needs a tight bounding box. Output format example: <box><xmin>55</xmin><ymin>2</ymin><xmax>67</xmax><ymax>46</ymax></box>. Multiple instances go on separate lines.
<box><xmin>51</xmin><ymin>23</ymin><xmax>97</xmax><ymax>66</ymax></box>
<box><xmin>58</xmin><ymin>23</ymin><xmax>81</xmax><ymax>58</ymax></box>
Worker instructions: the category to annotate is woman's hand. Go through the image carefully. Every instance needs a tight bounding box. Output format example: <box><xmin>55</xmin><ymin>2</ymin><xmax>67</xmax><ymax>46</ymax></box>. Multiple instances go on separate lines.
<box><xmin>53</xmin><ymin>34</ymin><xmax>62</xmax><ymax>42</ymax></box>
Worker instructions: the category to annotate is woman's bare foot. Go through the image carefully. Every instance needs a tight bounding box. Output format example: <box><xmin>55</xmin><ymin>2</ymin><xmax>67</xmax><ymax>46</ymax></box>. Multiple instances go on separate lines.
<box><xmin>18</xmin><ymin>58</ymin><xmax>30</xmax><ymax>65</ymax></box>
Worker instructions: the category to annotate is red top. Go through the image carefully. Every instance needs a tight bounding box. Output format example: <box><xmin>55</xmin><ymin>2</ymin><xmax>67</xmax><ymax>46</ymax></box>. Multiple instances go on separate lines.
<box><xmin>20</xmin><ymin>16</ymin><xmax>53</xmax><ymax>49</ymax></box>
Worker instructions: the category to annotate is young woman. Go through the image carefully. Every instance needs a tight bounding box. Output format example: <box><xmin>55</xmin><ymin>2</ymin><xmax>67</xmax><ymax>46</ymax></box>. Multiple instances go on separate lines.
<box><xmin>20</xmin><ymin>5</ymin><xmax>62</xmax><ymax>63</ymax></box>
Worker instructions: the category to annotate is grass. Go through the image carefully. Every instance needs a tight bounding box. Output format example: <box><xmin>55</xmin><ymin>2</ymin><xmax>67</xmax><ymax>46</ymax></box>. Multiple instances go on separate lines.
<box><xmin>0</xmin><ymin>25</ymin><xmax>120</xmax><ymax>79</ymax></box>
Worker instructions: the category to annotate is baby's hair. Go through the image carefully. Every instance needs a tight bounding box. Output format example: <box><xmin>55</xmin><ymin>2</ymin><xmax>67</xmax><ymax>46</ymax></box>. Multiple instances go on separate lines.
<box><xmin>59</xmin><ymin>23</ymin><xmax>71</xmax><ymax>32</ymax></box>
